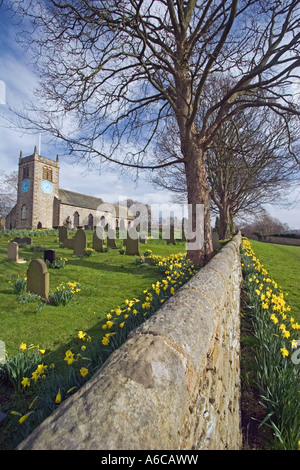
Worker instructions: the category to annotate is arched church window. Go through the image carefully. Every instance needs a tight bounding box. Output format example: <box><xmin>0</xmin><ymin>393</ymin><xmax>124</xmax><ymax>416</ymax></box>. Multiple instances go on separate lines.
<box><xmin>88</xmin><ymin>214</ymin><xmax>94</xmax><ymax>228</ymax></box>
<box><xmin>21</xmin><ymin>204</ymin><xmax>27</xmax><ymax>220</ymax></box>
<box><xmin>74</xmin><ymin>211</ymin><xmax>80</xmax><ymax>227</ymax></box>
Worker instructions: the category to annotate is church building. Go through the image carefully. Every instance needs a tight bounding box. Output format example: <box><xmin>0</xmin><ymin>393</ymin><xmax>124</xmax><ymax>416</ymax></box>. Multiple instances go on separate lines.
<box><xmin>6</xmin><ymin>147</ymin><xmax>133</xmax><ymax>230</ymax></box>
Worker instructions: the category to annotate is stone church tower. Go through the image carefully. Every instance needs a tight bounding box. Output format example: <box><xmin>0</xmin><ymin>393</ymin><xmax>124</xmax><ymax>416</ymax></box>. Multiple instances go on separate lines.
<box><xmin>15</xmin><ymin>146</ymin><xmax>59</xmax><ymax>229</ymax></box>
<box><xmin>6</xmin><ymin>147</ymin><xmax>133</xmax><ymax>230</ymax></box>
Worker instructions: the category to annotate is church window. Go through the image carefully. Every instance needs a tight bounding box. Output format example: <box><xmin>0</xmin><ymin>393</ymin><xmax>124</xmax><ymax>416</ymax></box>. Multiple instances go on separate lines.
<box><xmin>21</xmin><ymin>204</ymin><xmax>27</xmax><ymax>220</ymax></box>
<box><xmin>74</xmin><ymin>211</ymin><xmax>80</xmax><ymax>227</ymax></box>
<box><xmin>23</xmin><ymin>165</ymin><xmax>29</xmax><ymax>179</ymax></box>
<box><xmin>88</xmin><ymin>214</ymin><xmax>94</xmax><ymax>228</ymax></box>
<box><xmin>43</xmin><ymin>166</ymin><xmax>53</xmax><ymax>182</ymax></box>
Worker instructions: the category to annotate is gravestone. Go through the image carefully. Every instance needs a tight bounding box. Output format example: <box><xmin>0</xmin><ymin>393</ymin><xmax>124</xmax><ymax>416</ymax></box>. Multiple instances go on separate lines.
<box><xmin>63</xmin><ymin>237</ymin><xmax>75</xmax><ymax>249</ymax></box>
<box><xmin>73</xmin><ymin>228</ymin><xmax>87</xmax><ymax>256</ymax></box>
<box><xmin>93</xmin><ymin>229</ymin><xmax>103</xmax><ymax>252</ymax></box>
<box><xmin>58</xmin><ymin>226</ymin><xmax>68</xmax><ymax>243</ymax></box>
<box><xmin>139</xmin><ymin>234</ymin><xmax>147</xmax><ymax>244</ymax></box>
<box><xmin>13</xmin><ymin>237</ymin><xmax>32</xmax><ymax>245</ymax></box>
<box><xmin>44</xmin><ymin>249</ymin><xmax>56</xmax><ymax>265</ymax></box>
<box><xmin>126</xmin><ymin>228</ymin><xmax>140</xmax><ymax>256</ymax></box>
<box><xmin>7</xmin><ymin>241</ymin><xmax>26</xmax><ymax>264</ymax></box>
<box><xmin>107</xmin><ymin>228</ymin><xmax>117</xmax><ymax>248</ymax></box>
<box><xmin>27</xmin><ymin>259</ymin><xmax>49</xmax><ymax>299</ymax></box>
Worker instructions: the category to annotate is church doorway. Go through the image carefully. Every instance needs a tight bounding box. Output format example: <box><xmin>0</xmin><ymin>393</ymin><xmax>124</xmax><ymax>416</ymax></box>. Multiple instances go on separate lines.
<box><xmin>37</xmin><ymin>222</ymin><xmax>42</xmax><ymax>229</ymax></box>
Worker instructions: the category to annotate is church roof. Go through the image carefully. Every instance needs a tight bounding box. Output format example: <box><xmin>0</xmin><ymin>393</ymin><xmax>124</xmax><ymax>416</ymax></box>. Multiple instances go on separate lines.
<box><xmin>58</xmin><ymin>189</ymin><xmax>134</xmax><ymax>219</ymax></box>
<box><xmin>58</xmin><ymin>189</ymin><xmax>105</xmax><ymax>211</ymax></box>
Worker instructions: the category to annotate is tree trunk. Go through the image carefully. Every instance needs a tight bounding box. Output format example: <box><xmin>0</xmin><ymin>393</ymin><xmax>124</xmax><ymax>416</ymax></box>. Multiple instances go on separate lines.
<box><xmin>219</xmin><ymin>204</ymin><xmax>230</xmax><ymax>240</ymax></box>
<box><xmin>219</xmin><ymin>204</ymin><xmax>234</xmax><ymax>240</ymax></box>
<box><xmin>183</xmin><ymin>143</ymin><xmax>213</xmax><ymax>267</ymax></box>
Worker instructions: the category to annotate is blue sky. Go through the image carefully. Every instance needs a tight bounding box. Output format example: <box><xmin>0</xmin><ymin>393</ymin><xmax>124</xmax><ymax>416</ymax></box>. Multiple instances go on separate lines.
<box><xmin>0</xmin><ymin>6</ymin><xmax>299</xmax><ymax>228</ymax></box>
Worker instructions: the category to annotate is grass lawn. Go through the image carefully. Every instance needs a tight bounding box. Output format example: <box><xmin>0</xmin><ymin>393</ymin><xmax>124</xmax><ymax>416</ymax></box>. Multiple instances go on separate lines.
<box><xmin>0</xmin><ymin>230</ymin><xmax>195</xmax><ymax>450</ymax></box>
<box><xmin>0</xmin><ymin>231</ymin><xmax>187</xmax><ymax>368</ymax></box>
<box><xmin>250</xmin><ymin>240</ymin><xmax>300</xmax><ymax>322</ymax></box>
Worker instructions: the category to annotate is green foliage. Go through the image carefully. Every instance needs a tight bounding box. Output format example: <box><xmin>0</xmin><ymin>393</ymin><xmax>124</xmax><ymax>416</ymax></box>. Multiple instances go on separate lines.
<box><xmin>49</xmin><ymin>282</ymin><xmax>81</xmax><ymax>306</ymax></box>
<box><xmin>241</xmin><ymin>238</ymin><xmax>300</xmax><ymax>450</ymax></box>
<box><xmin>13</xmin><ymin>277</ymin><xmax>27</xmax><ymax>295</ymax></box>
<box><xmin>0</xmin><ymin>348</ymin><xmax>42</xmax><ymax>392</ymax></box>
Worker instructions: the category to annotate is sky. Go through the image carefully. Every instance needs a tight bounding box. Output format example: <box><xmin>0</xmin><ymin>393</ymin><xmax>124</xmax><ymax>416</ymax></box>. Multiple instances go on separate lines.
<box><xmin>0</xmin><ymin>6</ymin><xmax>299</xmax><ymax>229</ymax></box>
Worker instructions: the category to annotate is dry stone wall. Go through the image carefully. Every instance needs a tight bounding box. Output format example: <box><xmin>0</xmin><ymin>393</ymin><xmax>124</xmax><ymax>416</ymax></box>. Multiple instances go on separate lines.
<box><xmin>18</xmin><ymin>233</ymin><xmax>242</xmax><ymax>450</ymax></box>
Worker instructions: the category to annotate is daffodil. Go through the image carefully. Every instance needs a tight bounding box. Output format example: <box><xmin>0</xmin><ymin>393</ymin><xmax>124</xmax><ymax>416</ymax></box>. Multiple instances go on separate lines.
<box><xmin>55</xmin><ymin>391</ymin><xmax>62</xmax><ymax>404</ymax></box>
<box><xmin>280</xmin><ymin>347</ymin><xmax>289</xmax><ymax>358</ymax></box>
<box><xmin>64</xmin><ymin>349</ymin><xmax>75</xmax><ymax>365</ymax></box>
<box><xmin>21</xmin><ymin>377</ymin><xmax>30</xmax><ymax>388</ymax></box>
<box><xmin>80</xmin><ymin>367</ymin><xmax>88</xmax><ymax>377</ymax></box>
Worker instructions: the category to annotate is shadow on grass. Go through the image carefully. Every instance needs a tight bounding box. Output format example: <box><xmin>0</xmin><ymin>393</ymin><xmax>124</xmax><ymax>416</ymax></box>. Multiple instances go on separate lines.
<box><xmin>68</xmin><ymin>257</ymin><xmax>156</xmax><ymax>275</ymax></box>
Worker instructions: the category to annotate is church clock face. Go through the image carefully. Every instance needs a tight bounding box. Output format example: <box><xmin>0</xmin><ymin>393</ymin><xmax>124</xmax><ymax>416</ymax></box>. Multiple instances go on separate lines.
<box><xmin>41</xmin><ymin>180</ymin><xmax>53</xmax><ymax>194</ymax></box>
<box><xmin>21</xmin><ymin>179</ymin><xmax>30</xmax><ymax>193</ymax></box>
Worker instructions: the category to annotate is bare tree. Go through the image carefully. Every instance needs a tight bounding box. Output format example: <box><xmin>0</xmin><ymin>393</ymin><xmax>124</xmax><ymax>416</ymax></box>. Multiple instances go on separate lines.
<box><xmin>151</xmin><ymin>109</ymin><xmax>299</xmax><ymax>239</ymax></box>
<box><xmin>5</xmin><ymin>0</ymin><xmax>300</xmax><ymax>264</ymax></box>
<box><xmin>241</xmin><ymin>210</ymin><xmax>290</xmax><ymax>238</ymax></box>
<box><xmin>0</xmin><ymin>170</ymin><xmax>18</xmax><ymax>218</ymax></box>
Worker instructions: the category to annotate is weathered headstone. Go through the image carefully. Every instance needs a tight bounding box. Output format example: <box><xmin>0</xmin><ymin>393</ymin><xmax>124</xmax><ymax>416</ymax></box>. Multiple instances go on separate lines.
<box><xmin>63</xmin><ymin>237</ymin><xmax>75</xmax><ymax>249</ymax></box>
<box><xmin>139</xmin><ymin>234</ymin><xmax>147</xmax><ymax>244</ymax></box>
<box><xmin>44</xmin><ymin>249</ymin><xmax>56</xmax><ymax>265</ymax></box>
<box><xmin>93</xmin><ymin>229</ymin><xmax>103</xmax><ymax>252</ymax></box>
<box><xmin>27</xmin><ymin>259</ymin><xmax>49</xmax><ymax>299</ymax></box>
<box><xmin>126</xmin><ymin>228</ymin><xmax>140</xmax><ymax>255</ymax></box>
<box><xmin>13</xmin><ymin>237</ymin><xmax>32</xmax><ymax>245</ymax></box>
<box><xmin>107</xmin><ymin>228</ymin><xmax>117</xmax><ymax>248</ymax></box>
<box><xmin>73</xmin><ymin>228</ymin><xmax>87</xmax><ymax>256</ymax></box>
<box><xmin>59</xmin><ymin>226</ymin><xmax>68</xmax><ymax>243</ymax></box>
<box><xmin>7</xmin><ymin>241</ymin><xmax>26</xmax><ymax>264</ymax></box>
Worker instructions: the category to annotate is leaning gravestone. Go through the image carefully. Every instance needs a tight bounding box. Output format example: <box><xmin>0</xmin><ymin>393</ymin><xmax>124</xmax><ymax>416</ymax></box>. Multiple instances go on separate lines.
<box><xmin>107</xmin><ymin>228</ymin><xmax>117</xmax><ymax>248</ymax></box>
<box><xmin>58</xmin><ymin>226</ymin><xmax>68</xmax><ymax>243</ymax></box>
<box><xmin>7</xmin><ymin>241</ymin><xmax>26</xmax><ymax>264</ymax></box>
<box><xmin>126</xmin><ymin>228</ymin><xmax>140</xmax><ymax>255</ymax></box>
<box><xmin>27</xmin><ymin>258</ymin><xmax>49</xmax><ymax>299</ymax></box>
<box><xmin>73</xmin><ymin>228</ymin><xmax>87</xmax><ymax>256</ymax></box>
<box><xmin>93</xmin><ymin>229</ymin><xmax>103</xmax><ymax>252</ymax></box>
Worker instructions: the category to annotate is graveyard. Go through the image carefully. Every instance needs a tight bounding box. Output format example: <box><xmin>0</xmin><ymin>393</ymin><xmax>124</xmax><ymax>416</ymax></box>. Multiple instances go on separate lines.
<box><xmin>0</xmin><ymin>228</ymin><xmax>189</xmax><ymax>367</ymax></box>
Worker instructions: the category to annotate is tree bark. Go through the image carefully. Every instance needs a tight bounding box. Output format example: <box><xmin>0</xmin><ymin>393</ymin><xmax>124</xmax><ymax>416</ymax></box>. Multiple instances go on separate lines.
<box><xmin>219</xmin><ymin>203</ymin><xmax>232</xmax><ymax>240</ymax></box>
<box><xmin>183</xmin><ymin>142</ymin><xmax>213</xmax><ymax>266</ymax></box>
